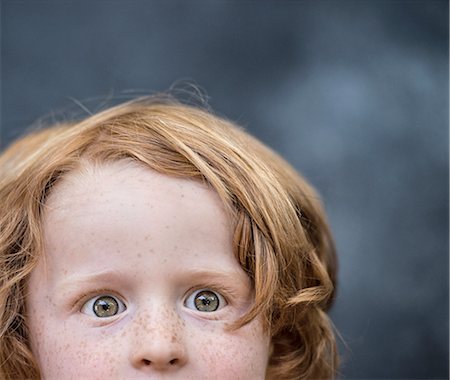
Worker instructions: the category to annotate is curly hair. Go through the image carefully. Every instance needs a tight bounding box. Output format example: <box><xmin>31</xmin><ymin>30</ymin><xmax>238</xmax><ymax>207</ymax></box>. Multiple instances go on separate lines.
<box><xmin>0</xmin><ymin>96</ymin><xmax>338</xmax><ymax>379</ymax></box>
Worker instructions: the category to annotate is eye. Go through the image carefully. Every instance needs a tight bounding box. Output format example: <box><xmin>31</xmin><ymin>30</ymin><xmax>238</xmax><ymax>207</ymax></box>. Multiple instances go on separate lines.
<box><xmin>184</xmin><ymin>289</ymin><xmax>227</xmax><ymax>312</ymax></box>
<box><xmin>80</xmin><ymin>295</ymin><xmax>127</xmax><ymax>318</ymax></box>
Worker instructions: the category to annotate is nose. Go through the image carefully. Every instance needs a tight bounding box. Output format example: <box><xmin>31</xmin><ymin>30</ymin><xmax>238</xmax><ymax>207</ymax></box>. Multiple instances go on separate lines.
<box><xmin>129</xmin><ymin>308</ymin><xmax>188</xmax><ymax>371</ymax></box>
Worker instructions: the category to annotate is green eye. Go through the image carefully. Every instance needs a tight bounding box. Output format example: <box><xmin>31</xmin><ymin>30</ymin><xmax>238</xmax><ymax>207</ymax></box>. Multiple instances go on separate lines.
<box><xmin>185</xmin><ymin>289</ymin><xmax>226</xmax><ymax>312</ymax></box>
<box><xmin>81</xmin><ymin>295</ymin><xmax>127</xmax><ymax>318</ymax></box>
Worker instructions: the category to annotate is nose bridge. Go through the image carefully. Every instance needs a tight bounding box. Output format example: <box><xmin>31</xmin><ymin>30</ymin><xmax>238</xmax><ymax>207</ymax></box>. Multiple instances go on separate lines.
<box><xmin>130</xmin><ymin>303</ymin><xmax>187</xmax><ymax>371</ymax></box>
<box><xmin>135</xmin><ymin>304</ymin><xmax>183</xmax><ymax>341</ymax></box>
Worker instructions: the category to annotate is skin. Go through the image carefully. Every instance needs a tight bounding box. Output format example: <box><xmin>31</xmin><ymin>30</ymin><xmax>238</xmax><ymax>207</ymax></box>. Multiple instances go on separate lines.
<box><xmin>26</xmin><ymin>160</ymin><xmax>271</xmax><ymax>379</ymax></box>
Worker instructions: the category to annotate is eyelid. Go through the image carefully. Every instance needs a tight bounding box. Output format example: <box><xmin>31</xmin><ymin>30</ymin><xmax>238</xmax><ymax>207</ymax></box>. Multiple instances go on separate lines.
<box><xmin>188</xmin><ymin>281</ymin><xmax>239</xmax><ymax>299</ymax></box>
<box><xmin>80</xmin><ymin>293</ymin><xmax>127</xmax><ymax>317</ymax></box>
<box><xmin>71</xmin><ymin>289</ymin><xmax>126</xmax><ymax>312</ymax></box>
<box><xmin>184</xmin><ymin>287</ymin><xmax>229</xmax><ymax>312</ymax></box>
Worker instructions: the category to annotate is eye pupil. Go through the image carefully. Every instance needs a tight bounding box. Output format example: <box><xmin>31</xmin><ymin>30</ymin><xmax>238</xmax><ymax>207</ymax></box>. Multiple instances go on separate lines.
<box><xmin>93</xmin><ymin>296</ymin><xmax>119</xmax><ymax>318</ymax></box>
<box><xmin>194</xmin><ymin>290</ymin><xmax>219</xmax><ymax>312</ymax></box>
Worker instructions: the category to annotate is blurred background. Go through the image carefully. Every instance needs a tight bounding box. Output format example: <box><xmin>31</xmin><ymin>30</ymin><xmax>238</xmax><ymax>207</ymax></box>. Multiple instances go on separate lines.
<box><xmin>1</xmin><ymin>1</ymin><xmax>448</xmax><ymax>378</ymax></box>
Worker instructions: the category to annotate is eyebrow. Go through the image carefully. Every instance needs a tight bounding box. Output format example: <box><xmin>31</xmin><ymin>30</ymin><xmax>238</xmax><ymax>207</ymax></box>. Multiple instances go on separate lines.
<box><xmin>56</xmin><ymin>269</ymin><xmax>124</xmax><ymax>294</ymax></box>
<box><xmin>178</xmin><ymin>269</ymin><xmax>254</xmax><ymax>299</ymax></box>
<box><xmin>181</xmin><ymin>268</ymin><xmax>249</xmax><ymax>281</ymax></box>
<box><xmin>56</xmin><ymin>268</ymin><xmax>251</xmax><ymax>293</ymax></box>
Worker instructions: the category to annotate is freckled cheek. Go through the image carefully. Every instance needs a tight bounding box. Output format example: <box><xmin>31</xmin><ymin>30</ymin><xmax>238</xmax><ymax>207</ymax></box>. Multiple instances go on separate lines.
<box><xmin>192</xmin><ymin>321</ymin><xmax>270</xmax><ymax>379</ymax></box>
<box><xmin>31</xmin><ymin>321</ymin><xmax>123</xmax><ymax>379</ymax></box>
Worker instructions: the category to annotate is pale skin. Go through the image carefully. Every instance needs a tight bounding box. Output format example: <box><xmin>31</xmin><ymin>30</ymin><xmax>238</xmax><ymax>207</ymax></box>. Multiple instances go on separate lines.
<box><xmin>26</xmin><ymin>160</ymin><xmax>271</xmax><ymax>379</ymax></box>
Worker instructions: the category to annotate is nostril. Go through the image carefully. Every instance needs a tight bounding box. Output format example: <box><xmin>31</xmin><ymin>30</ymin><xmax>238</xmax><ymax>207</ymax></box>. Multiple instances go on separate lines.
<box><xmin>141</xmin><ymin>358</ymin><xmax>178</xmax><ymax>366</ymax></box>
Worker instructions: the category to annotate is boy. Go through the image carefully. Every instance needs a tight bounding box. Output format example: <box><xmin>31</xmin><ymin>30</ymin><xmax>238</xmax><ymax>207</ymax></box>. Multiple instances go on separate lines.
<box><xmin>0</xmin><ymin>97</ymin><xmax>337</xmax><ymax>379</ymax></box>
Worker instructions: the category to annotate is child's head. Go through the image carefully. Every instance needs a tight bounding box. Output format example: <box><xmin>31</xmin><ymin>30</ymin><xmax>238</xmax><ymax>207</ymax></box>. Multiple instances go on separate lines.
<box><xmin>0</xmin><ymin>97</ymin><xmax>337</xmax><ymax>379</ymax></box>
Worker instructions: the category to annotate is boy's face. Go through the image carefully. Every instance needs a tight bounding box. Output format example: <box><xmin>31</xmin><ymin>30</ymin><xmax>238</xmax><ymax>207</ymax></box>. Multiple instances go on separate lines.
<box><xmin>26</xmin><ymin>161</ymin><xmax>271</xmax><ymax>379</ymax></box>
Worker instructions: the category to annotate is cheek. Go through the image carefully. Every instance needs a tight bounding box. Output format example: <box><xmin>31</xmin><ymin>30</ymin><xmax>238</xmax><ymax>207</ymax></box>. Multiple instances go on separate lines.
<box><xmin>29</xmin><ymin>318</ymin><xmax>122</xmax><ymax>379</ymax></box>
<box><xmin>194</xmin><ymin>320</ymin><xmax>271</xmax><ymax>379</ymax></box>
<box><xmin>27</xmin><ymin>304</ymin><xmax>270</xmax><ymax>379</ymax></box>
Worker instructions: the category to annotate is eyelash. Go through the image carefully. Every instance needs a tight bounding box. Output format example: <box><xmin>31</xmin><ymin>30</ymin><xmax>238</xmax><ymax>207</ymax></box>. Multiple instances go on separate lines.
<box><xmin>80</xmin><ymin>294</ymin><xmax>127</xmax><ymax>318</ymax></box>
<box><xmin>72</xmin><ymin>289</ymin><xmax>125</xmax><ymax>312</ymax></box>
<box><xmin>73</xmin><ymin>284</ymin><xmax>235</xmax><ymax>316</ymax></box>
<box><xmin>184</xmin><ymin>288</ymin><xmax>228</xmax><ymax>313</ymax></box>
<box><xmin>185</xmin><ymin>282</ymin><xmax>238</xmax><ymax>307</ymax></box>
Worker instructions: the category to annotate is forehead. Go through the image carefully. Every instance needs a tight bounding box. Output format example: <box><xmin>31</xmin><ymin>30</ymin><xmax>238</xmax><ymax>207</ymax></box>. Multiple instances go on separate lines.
<box><xmin>45</xmin><ymin>160</ymin><xmax>227</xmax><ymax>222</ymax></box>
<box><xmin>41</xmin><ymin>160</ymin><xmax>236</xmax><ymax>273</ymax></box>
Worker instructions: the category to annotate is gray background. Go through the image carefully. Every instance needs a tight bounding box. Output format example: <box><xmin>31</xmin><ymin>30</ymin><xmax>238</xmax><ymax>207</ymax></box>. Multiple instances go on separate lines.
<box><xmin>1</xmin><ymin>1</ymin><xmax>448</xmax><ymax>379</ymax></box>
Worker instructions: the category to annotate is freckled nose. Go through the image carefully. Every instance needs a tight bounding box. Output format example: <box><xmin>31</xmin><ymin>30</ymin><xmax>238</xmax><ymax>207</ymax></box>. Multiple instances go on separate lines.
<box><xmin>130</xmin><ymin>310</ymin><xmax>188</xmax><ymax>371</ymax></box>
